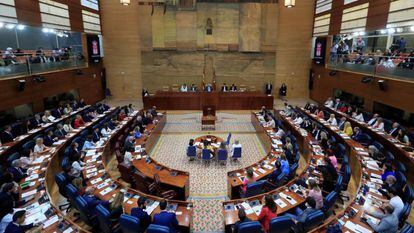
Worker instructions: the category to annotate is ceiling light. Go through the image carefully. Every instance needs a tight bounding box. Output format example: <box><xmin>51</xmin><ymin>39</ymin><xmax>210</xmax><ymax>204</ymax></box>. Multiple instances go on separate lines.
<box><xmin>49</xmin><ymin>28</ymin><xmax>55</xmax><ymax>33</ymax></box>
<box><xmin>358</xmin><ymin>31</ymin><xmax>365</xmax><ymax>36</ymax></box>
<box><xmin>120</xmin><ymin>0</ymin><xmax>130</xmax><ymax>5</ymax></box>
<box><xmin>388</xmin><ymin>28</ymin><xmax>395</xmax><ymax>34</ymax></box>
<box><xmin>16</xmin><ymin>24</ymin><xmax>25</xmax><ymax>30</ymax></box>
<box><xmin>411</xmin><ymin>26</ymin><xmax>414</xmax><ymax>32</ymax></box>
<box><xmin>5</xmin><ymin>24</ymin><xmax>15</xmax><ymax>29</ymax></box>
<box><xmin>380</xmin><ymin>29</ymin><xmax>387</xmax><ymax>34</ymax></box>
<box><xmin>396</xmin><ymin>28</ymin><xmax>403</xmax><ymax>33</ymax></box>
<box><xmin>0</xmin><ymin>22</ymin><xmax>4</xmax><ymax>28</ymax></box>
<box><xmin>284</xmin><ymin>0</ymin><xmax>295</xmax><ymax>8</ymax></box>
<box><xmin>42</xmin><ymin>28</ymin><xmax>49</xmax><ymax>33</ymax></box>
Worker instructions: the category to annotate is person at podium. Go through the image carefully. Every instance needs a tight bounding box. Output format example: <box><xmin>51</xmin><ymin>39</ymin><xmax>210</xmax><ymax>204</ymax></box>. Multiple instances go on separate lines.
<box><xmin>204</xmin><ymin>84</ymin><xmax>213</xmax><ymax>92</ymax></box>
<box><xmin>221</xmin><ymin>83</ymin><xmax>229</xmax><ymax>92</ymax></box>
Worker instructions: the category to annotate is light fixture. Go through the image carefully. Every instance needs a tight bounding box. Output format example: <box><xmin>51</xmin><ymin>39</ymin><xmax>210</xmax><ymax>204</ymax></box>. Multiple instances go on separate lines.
<box><xmin>358</xmin><ymin>31</ymin><xmax>366</xmax><ymax>36</ymax></box>
<box><xmin>42</xmin><ymin>28</ymin><xmax>50</xmax><ymax>33</ymax></box>
<box><xmin>380</xmin><ymin>29</ymin><xmax>387</xmax><ymax>34</ymax></box>
<box><xmin>396</xmin><ymin>28</ymin><xmax>403</xmax><ymax>33</ymax></box>
<box><xmin>388</xmin><ymin>28</ymin><xmax>395</xmax><ymax>34</ymax></box>
<box><xmin>411</xmin><ymin>26</ymin><xmax>414</xmax><ymax>32</ymax></box>
<box><xmin>5</xmin><ymin>24</ymin><xmax>15</xmax><ymax>29</ymax></box>
<box><xmin>120</xmin><ymin>0</ymin><xmax>130</xmax><ymax>5</ymax></box>
<box><xmin>284</xmin><ymin>0</ymin><xmax>295</xmax><ymax>8</ymax></box>
<box><xmin>0</xmin><ymin>22</ymin><xmax>4</xmax><ymax>28</ymax></box>
<box><xmin>49</xmin><ymin>28</ymin><xmax>55</xmax><ymax>33</ymax></box>
<box><xmin>16</xmin><ymin>24</ymin><xmax>25</xmax><ymax>30</ymax></box>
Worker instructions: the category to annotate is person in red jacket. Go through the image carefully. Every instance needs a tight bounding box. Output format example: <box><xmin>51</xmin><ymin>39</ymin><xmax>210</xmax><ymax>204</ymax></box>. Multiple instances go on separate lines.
<box><xmin>73</xmin><ymin>115</ymin><xmax>85</xmax><ymax>129</ymax></box>
<box><xmin>118</xmin><ymin>110</ymin><xmax>126</xmax><ymax>121</ymax></box>
<box><xmin>258</xmin><ymin>194</ymin><xmax>278</xmax><ymax>232</ymax></box>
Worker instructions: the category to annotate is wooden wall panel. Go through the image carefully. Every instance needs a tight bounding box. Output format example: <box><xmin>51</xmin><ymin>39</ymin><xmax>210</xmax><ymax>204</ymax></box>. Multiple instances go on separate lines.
<box><xmin>274</xmin><ymin>0</ymin><xmax>314</xmax><ymax>98</ymax></box>
<box><xmin>366</xmin><ymin>0</ymin><xmax>390</xmax><ymax>31</ymax></box>
<box><xmin>176</xmin><ymin>11</ymin><xmax>197</xmax><ymax>50</ymax></box>
<box><xmin>310</xmin><ymin>64</ymin><xmax>414</xmax><ymax>113</ymax></box>
<box><xmin>138</xmin><ymin>5</ymin><xmax>153</xmax><ymax>51</ymax></box>
<box><xmin>15</xmin><ymin>0</ymin><xmax>42</xmax><ymax>27</ymax></box>
<box><xmin>260</xmin><ymin>3</ymin><xmax>278</xmax><ymax>51</ymax></box>
<box><xmin>239</xmin><ymin>3</ymin><xmax>261</xmax><ymax>52</ymax></box>
<box><xmin>100</xmin><ymin>0</ymin><xmax>142</xmax><ymax>101</ymax></box>
<box><xmin>0</xmin><ymin>65</ymin><xmax>104</xmax><ymax>112</ymax></box>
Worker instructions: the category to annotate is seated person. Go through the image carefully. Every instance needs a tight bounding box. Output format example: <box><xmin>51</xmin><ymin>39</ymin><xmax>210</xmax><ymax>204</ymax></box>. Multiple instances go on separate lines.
<box><xmin>293</xmin><ymin>114</ymin><xmax>303</xmax><ymax>125</ymax></box>
<box><xmin>190</xmin><ymin>84</ymin><xmax>197</xmax><ymax>92</ymax></box>
<box><xmin>275</xmin><ymin>125</ymin><xmax>285</xmax><ymax>138</ymax></box>
<box><xmin>82</xmin><ymin>135</ymin><xmax>96</xmax><ymax>150</ymax></box>
<box><xmin>123</xmin><ymin>147</ymin><xmax>134</xmax><ymax>167</ymax></box>
<box><xmin>8</xmin><ymin>160</ymin><xmax>28</xmax><ymax>182</ymax></box>
<box><xmin>101</xmin><ymin>124</ymin><xmax>112</xmax><ymax>137</ymax></box>
<box><xmin>230</xmin><ymin>84</ymin><xmax>237</xmax><ymax>92</ymax></box>
<box><xmin>4</xmin><ymin>210</ymin><xmax>40</xmax><ymax>233</ymax></box>
<box><xmin>30</xmin><ymin>114</ymin><xmax>43</xmax><ymax>129</ymax></box>
<box><xmin>352</xmin><ymin>110</ymin><xmax>365</xmax><ymax>122</ymax></box>
<box><xmin>204</xmin><ymin>84</ymin><xmax>213</xmax><ymax>92</ymax></box>
<box><xmin>233</xmin><ymin>208</ymin><xmax>251</xmax><ymax>233</ymax></box>
<box><xmin>396</xmin><ymin>129</ymin><xmax>410</xmax><ymax>146</ymax></box>
<box><xmin>352</xmin><ymin>127</ymin><xmax>364</xmax><ymax>142</ymax></box>
<box><xmin>363</xmin><ymin>204</ymin><xmax>398</xmax><ymax>233</ymax></box>
<box><xmin>92</xmin><ymin>127</ymin><xmax>101</xmax><ymax>142</ymax></box>
<box><xmin>153</xmin><ymin>199</ymin><xmax>179</xmax><ymax>233</ymax></box>
<box><xmin>63</xmin><ymin>119</ymin><xmax>74</xmax><ymax>133</ymax></box>
<box><xmin>109</xmin><ymin>192</ymin><xmax>124</xmax><ymax>222</ymax></box>
<box><xmin>124</xmin><ymin>136</ymin><xmax>135</xmax><ymax>152</ymax></box>
<box><xmin>142</xmin><ymin>113</ymin><xmax>153</xmax><ymax>126</ymax></box>
<box><xmin>241</xmin><ymin>169</ymin><xmax>256</xmax><ymax>194</ymax></box>
<box><xmin>0</xmin><ymin>125</ymin><xmax>15</xmax><ymax>143</ymax></box>
<box><xmin>315</xmin><ymin>109</ymin><xmax>324</xmax><ymax>119</ymax></box>
<box><xmin>264</xmin><ymin>116</ymin><xmax>276</xmax><ymax>128</ymax></box>
<box><xmin>268</xmin><ymin>161</ymin><xmax>282</xmax><ymax>184</ymax></box>
<box><xmin>82</xmin><ymin>187</ymin><xmax>110</xmax><ymax>216</ymax></box>
<box><xmin>42</xmin><ymin>111</ymin><xmax>55</xmax><ymax>123</ymax></box>
<box><xmin>43</xmin><ymin>131</ymin><xmax>58</xmax><ymax>147</ymax></box>
<box><xmin>324</xmin><ymin>97</ymin><xmax>334</xmax><ymax>108</ymax></box>
<box><xmin>55</xmin><ymin>124</ymin><xmax>67</xmax><ymax>139</ymax></box>
<box><xmin>118</xmin><ymin>110</ymin><xmax>127</xmax><ymax>121</ymax></box>
<box><xmin>131</xmin><ymin>196</ymin><xmax>152</xmax><ymax>231</ymax></box>
<box><xmin>149</xmin><ymin>106</ymin><xmax>158</xmax><ymax>117</ymax></box>
<box><xmin>73</xmin><ymin>115</ymin><xmax>85</xmax><ymax>129</ymax></box>
<box><xmin>373</xmin><ymin>118</ymin><xmax>385</xmax><ymax>131</ymax></box>
<box><xmin>388</xmin><ymin>122</ymin><xmax>400</xmax><ymax>137</ymax></box>
<box><xmin>33</xmin><ymin>138</ymin><xmax>50</xmax><ymax>155</ymax></box>
<box><xmin>342</xmin><ymin>122</ymin><xmax>353</xmax><ymax>137</ymax></box>
<box><xmin>284</xmin><ymin>197</ymin><xmax>318</xmax><ymax>224</ymax></box>
<box><xmin>221</xmin><ymin>83</ymin><xmax>229</xmax><ymax>92</ymax></box>
<box><xmin>381</xmin><ymin>163</ymin><xmax>396</xmax><ymax>181</ymax></box>
<box><xmin>373</xmin><ymin>187</ymin><xmax>404</xmax><ymax>218</ymax></box>
<box><xmin>317</xmin><ymin>157</ymin><xmax>338</xmax><ymax>192</ymax></box>
<box><xmin>280</xmin><ymin>154</ymin><xmax>290</xmax><ymax>175</ymax></box>
<box><xmin>63</xmin><ymin>103</ymin><xmax>73</xmax><ymax>115</ymax></box>
<box><xmin>381</xmin><ymin>175</ymin><xmax>403</xmax><ymax>197</ymax></box>
<box><xmin>327</xmin><ymin>114</ymin><xmax>337</xmax><ymax>126</ymax></box>
<box><xmin>367</xmin><ymin>113</ymin><xmax>379</xmax><ymax>126</ymax></box>
<box><xmin>133</xmin><ymin>126</ymin><xmax>142</xmax><ymax>139</ymax></box>
<box><xmin>337</xmin><ymin>117</ymin><xmax>347</xmax><ymax>130</ymax></box>
<box><xmin>180</xmin><ymin>83</ymin><xmax>188</xmax><ymax>92</ymax></box>
<box><xmin>258</xmin><ymin>194</ymin><xmax>278</xmax><ymax>232</ymax></box>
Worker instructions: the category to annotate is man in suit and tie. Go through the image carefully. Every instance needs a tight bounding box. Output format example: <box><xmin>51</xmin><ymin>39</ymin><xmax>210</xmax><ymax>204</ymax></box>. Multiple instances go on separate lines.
<box><xmin>8</xmin><ymin>160</ymin><xmax>28</xmax><ymax>182</ymax></box>
<box><xmin>52</xmin><ymin>107</ymin><xmax>64</xmax><ymax>119</ymax></box>
<box><xmin>92</xmin><ymin>127</ymin><xmax>101</xmax><ymax>142</ymax></box>
<box><xmin>204</xmin><ymin>84</ymin><xmax>213</xmax><ymax>92</ymax></box>
<box><xmin>388</xmin><ymin>122</ymin><xmax>400</xmax><ymax>137</ymax></box>
<box><xmin>265</xmin><ymin>82</ymin><xmax>273</xmax><ymax>95</ymax></box>
<box><xmin>337</xmin><ymin>117</ymin><xmax>347</xmax><ymax>130</ymax></box>
<box><xmin>4</xmin><ymin>210</ymin><xmax>40</xmax><ymax>233</ymax></box>
<box><xmin>221</xmin><ymin>83</ymin><xmax>229</xmax><ymax>92</ymax></box>
<box><xmin>367</xmin><ymin>113</ymin><xmax>379</xmax><ymax>126</ymax></box>
<box><xmin>230</xmin><ymin>84</ymin><xmax>237</xmax><ymax>92</ymax></box>
<box><xmin>82</xmin><ymin>187</ymin><xmax>110</xmax><ymax>216</ymax></box>
<box><xmin>352</xmin><ymin>127</ymin><xmax>364</xmax><ymax>143</ymax></box>
<box><xmin>55</xmin><ymin>124</ymin><xmax>67</xmax><ymax>139</ymax></box>
<box><xmin>153</xmin><ymin>200</ymin><xmax>179</xmax><ymax>233</ymax></box>
<box><xmin>131</xmin><ymin>196</ymin><xmax>152</xmax><ymax>231</ymax></box>
<box><xmin>0</xmin><ymin>125</ymin><xmax>14</xmax><ymax>143</ymax></box>
<box><xmin>312</xmin><ymin>126</ymin><xmax>322</xmax><ymax>140</ymax></box>
<box><xmin>30</xmin><ymin>114</ymin><xmax>43</xmax><ymax>129</ymax></box>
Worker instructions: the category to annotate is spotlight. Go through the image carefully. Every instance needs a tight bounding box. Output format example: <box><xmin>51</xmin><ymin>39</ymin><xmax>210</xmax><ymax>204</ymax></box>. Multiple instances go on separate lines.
<box><xmin>388</xmin><ymin>28</ymin><xmax>395</xmax><ymax>34</ymax></box>
<box><xmin>380</xmin><ymin>29</ymin><xmax>387</xmax><ymax>34</ymax></box>
<box><xmin>411</xmin><ymin>26</ymin><xmax>414</xmax><ymax>32</ymax></box>
<box><xmin>0</xmin><ymin>22</ymin><xmax>4</xmax><ymax>28</ymax></box>
<box><xmin>396</xmin><ymin>28</ymin><xmax>403</xmax><ymax>33</ymax></box>
<box><xmin>361</xmin><ymin>76</ymin><xmax>374</xmax><ymax>83</ymax></box>
<box><xmin>5</xmin><ymin>24</ymin><xmax>15</xmax><ymax>29</ymax></box>
<box><xmin>16</xmin><ymin>24</ymin><xmax>25</xmax><ymax>30</ymax></box>
<box><xmin>42</xmin><ymin>28</ymin><xmax>50</xmax><ymax>33</ymax></box>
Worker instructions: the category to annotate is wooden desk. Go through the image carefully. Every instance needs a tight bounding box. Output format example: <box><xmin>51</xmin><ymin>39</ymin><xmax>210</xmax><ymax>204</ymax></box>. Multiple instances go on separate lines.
<box><xmin>133</xmin><ymin>114</ymin><xmax>190</xmax><ymax>200</ymax></box>
<box><xmin>143</xmin><ymin>91</ymin><xmax>274</xmax><ymax>110</ymax></box>
<box><xmin>201</xmin><ymin>115</ymin><xmax>216</xmax><ymax>130</ymax></box>
<box><xmin>324</xmin><ymin>106</ymin><xmax>414</xmax><ymax>183</ymax></box>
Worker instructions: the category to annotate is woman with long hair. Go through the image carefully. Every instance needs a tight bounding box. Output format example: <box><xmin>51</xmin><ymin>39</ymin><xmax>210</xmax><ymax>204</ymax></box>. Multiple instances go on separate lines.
<box><xmin>109</xmin><ymin>192</ymin><xmax>124</xmax><ymax>222</ymax></box>
<box><xmin>258</xmin><ymin>194</ymin><xmax>278</xmax><ymax>232</ymax></box>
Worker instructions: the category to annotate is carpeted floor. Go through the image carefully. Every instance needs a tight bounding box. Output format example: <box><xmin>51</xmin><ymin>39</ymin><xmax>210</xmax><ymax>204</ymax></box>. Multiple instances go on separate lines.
<box><xmin>149</xmin><ymin>112</ymin><xmax>267</xmax><ymax>232</ymax></box>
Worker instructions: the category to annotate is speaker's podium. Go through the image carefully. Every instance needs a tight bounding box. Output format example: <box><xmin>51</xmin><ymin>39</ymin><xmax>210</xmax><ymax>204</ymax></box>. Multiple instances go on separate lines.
<box><xmin>201</xmin><ymin>105</ymin><xmax>216</xmax><ymax>130</ymax></box>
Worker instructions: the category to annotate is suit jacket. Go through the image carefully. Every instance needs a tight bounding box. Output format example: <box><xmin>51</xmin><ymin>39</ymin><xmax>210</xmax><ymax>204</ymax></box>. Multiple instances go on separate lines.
<box><xmin>265</xmin><ymin>84</ymin><xmax>272</xmax><ymax>94</ymax></box>
<box><xmin>52</xmin><ymin>109</ymin><xmax>63</xmax><ymax>118</ymax></box>
<box><xmin>352</xmin><ymin>131</ymin><xmax>364</xmax><ymax>142</ymax></box>
<box><xmin>7</xmin><ymin>167</ymin><xmax>27</xmax><ymax>182</ymax></box>
<box><xmin>82</xmin><ymin>195</ymin><xmax>110</xmax><ymax>216</ymax></box>
<box><xmin>205</xmin><ymin>85</ymin><xmax>213</xmax><ymax>92</ymax></box>
<box><xmin>131</xmin><ymin>207</ymin><xmax>151</xmax><ymax>230</ymax></box>
<box><xmin>230</xmin><ymin>86</ymin><xmax>237</xmax><ymax>91</ymax></box>
<box><xmin>0</xmin><ymin>131</ymin><xmax>14</xmax><ymax>143</ymax></box>
<box><xmin>388</xmin><ymin>127</ymin><xmax>399</xmax><ymax>137</ymax></box>
<box><xmin>43</xmin><ymin>135</ymin><xmax>54</xmax><ymax>147</ymax></box>
<box><xmin>0</xmin><ymin>192</ymin><xmax>15</xmax><ymax>221</ymax></box>
<box><xmin>338</xmin><ymin>121</ymin><xmax>346</xmax><ymax>131</ymax></box>
<box><xmin>221</xmin><ymin>86</ymin><xmax>228</xmax><ymax>92</ymax></box>
<box><xmin>4</xmin><ymin>222</ymin><xmax>33</xmax><ymax>233</ymax></box>
<box><xmin>92</xmin><ymin>131</ymin><xmax>101</xmax><ymax>142</ymax></box>
<box><xmin>30</xmin><ymin>118</ymin><xmax>42</xmax><ymax>129</ymax></box>
<box><xmin>153</xmin><ymin>211</ymin><xmax>179</xmax><ymax>233</ymax></box>
<box><xmin>55</xmin><ymin>129</ymin><xmax>67</xmax><ymax>139</ymax></box>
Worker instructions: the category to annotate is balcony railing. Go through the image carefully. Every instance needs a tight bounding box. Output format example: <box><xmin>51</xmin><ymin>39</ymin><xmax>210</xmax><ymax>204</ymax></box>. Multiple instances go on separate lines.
<box><xmin>327</xmin><ymin>52</ymin><xmax>414</xmax><ymax>81</ymax></box>
<box><xmin>0</xmin><ymin>54</ymin><xmax>87</xmax><ymax>78</ymax></box>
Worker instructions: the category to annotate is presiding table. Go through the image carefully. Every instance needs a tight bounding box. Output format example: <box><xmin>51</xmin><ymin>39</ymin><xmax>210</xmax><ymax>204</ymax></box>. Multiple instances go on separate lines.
<box><xmin>143</xmin><ymin>91</ymin><xmax>274</xmax><ymax>110</ymax></box>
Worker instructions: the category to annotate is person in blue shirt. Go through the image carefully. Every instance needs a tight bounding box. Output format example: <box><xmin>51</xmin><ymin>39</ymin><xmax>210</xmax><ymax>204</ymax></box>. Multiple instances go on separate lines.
<box><xmin>4</xmin><ymin>210</ymin><xmax>39</xmax><ymax>233</ymax></box>
<box><xmin>131</xmin><ymin>196</ymin><xmax>151</xmax><ymax>231</ymax></box>
<box><xmin>82</xmin><ymin>135</ymin><xmax>96</xmax><ymax>150</ymax></box>
<box><xmin>153</xmin><ymin>200</ymin><xmax>179</xmax><ymax>233</ymax></box>
<box><xmin>280</xmin><ymin>154</ymin><xmax>290</xmax><ymax>175</ymax></box>
<box><xmin>133</xmin><ymin>126</ymin><xmax>142</xmax><ymax>139</ymax></box>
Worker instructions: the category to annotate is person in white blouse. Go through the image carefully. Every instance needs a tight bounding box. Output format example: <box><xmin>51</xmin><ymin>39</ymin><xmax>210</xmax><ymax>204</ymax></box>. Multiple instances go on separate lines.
<box><xmin>123</xmin><ymin>147</ymin><xmax>134</xmax><ymax>167</ymax></box>
<box><xmin>42</xmin><ymin>110</ymin><xmax>55</xmax><ymax>123</ymax></box>
<box><xmin>324</xmin><ymin>97</ymin><xmax>334</xmax><ymax>108</ymax></box>
<box><xmin>69</xmin><ymin>153</ymin><xmax>84</xmax><ymax>178</ymax></box>
<box><xmin>63</xmin><ymin>119</ymin><xmax>73</xmax><ymax>133</ymax></box>
<box><xmin>264</xmin><ymin>116</ymin><xmax>276</xmax><ymax>128</ymax></box>
<box><xmin>101</xmin><ymin>124</ymin><xmax>111</xmax><ymax>137</ymax></box>
<box><xmin>275</xmin><ymin>125</ymin><xmax>285</xmax><ymax>138</ymax></box>
<box><xmin>63</xmin><ymin>103</ymin><xmax>73</xmax><ymax>115</ymax></box>
<box><xmin>293</xmin><ymin>114</ymin><xmax>303</xmax><ymax>125</ymax></box>
<box><xmin>352</xmin><ymin>111</ymin><xmax>365</xmax><ymax>122</ymax></box>
<box><xmin>373</xmin><ymin>117</ymin><xmax>385</xmax><ymax>131</ymax></box>
<box><xmin>33</xmin><ymin>138</ymin><xmax>49</xmax><ymax>155</ymax></box>
<box><xmin>327</xmin><ymin>114</ymin><xmax>338</xmax><ymax>126</ymax></box>
<box><xmin>180</xmin><ymin>84</ymin><xmax>188</xmax><ymax>92</ymax></box>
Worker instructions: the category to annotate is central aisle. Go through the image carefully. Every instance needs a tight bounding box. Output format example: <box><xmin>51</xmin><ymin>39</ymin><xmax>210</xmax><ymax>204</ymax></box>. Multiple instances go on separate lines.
<box><xmin>149</xmin><ymin>112</ymin><xmax>266</xmax><ymax>232</ymax></box>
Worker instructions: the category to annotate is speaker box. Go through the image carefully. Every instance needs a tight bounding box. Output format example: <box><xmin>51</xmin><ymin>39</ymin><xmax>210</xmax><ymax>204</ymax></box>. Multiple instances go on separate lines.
<box><xmin>17</xmin><ymin>80</ymin><xmax>26</xmax><ymax>92</ymax></box>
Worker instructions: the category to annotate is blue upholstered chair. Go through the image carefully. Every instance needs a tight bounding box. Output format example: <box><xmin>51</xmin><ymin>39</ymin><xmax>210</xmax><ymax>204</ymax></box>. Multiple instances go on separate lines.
<box><xmin>217</xmin><ymin>148</ymin><xmax>228</xmax><ymax>165</ymax></box>
<box><xmin>269</xmin><ymin>216</ymin><xmax>294</xmax><ymax>233</ymax></box>
<box><xmin>120</xmin><ymin>214</ymin><xmax>142</xmax><ymax>233</ymax></box>
<box><xmin>243</xmin><ymin>180</ymin><xmax>266</xmax><ymax>198</ymax></box>
<box><xmin>147</xmin><ymin>224</ymin><xmax>170</xmax><ymax>233</ymax></box>
<box><xmin>232</xmin><ymin>147</ymin><xmax>242</xmax><ymax>161</ymax></box>
<box><xmin>238</xmin><ymin>221</ymin><xmax>263</xmax><ymax>233</ymax></box>
<box><xmin>202</xmin><ymin>149</ymin><xmax>212</xmax><ymax>165</ymax></box>
<box><xmin>187</xmin><ymin>145</ymin><xmax>197</xmax><ymax>161</ymax></box>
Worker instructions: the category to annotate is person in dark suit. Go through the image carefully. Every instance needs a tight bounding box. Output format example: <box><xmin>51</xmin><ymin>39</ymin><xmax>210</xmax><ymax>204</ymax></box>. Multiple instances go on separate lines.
<box><xmin>229</xmin><ymin>84</ymin><xmax>237</xmax><ymax>92</ymax></box>
<box><xmin>79</xmin><ymin>98</ymin><xmax>86</xmax><ymax>108</ymax></box>
<box><xmin>268</xmin><ymin>160</ymin><xmax>282</xmax><ymax>185</ymax></box>
<box><xmin>233</xmin><ymin>208</ymin><xmax>251</xmax><ymax>233</ymax></box>
<box><xmin>131</xmin><ymin>196</ymin><xmax>152</xmax><ymax>231</ymax></box>
<box><xmin>265</xmin><ymin>82</ymin><xmax>273</xmax><ymax>95</ymax></box>
<box><xmin>92</xmin><ymin>127</ymin><xmax>101</xmax><ymax>142</ymax></box>
<box><xmin>43</xmin><ymin>130</ymin><xmax>57</xmax><ymax>147</ymax></box>
<box><xmin>153</xmin><ymin>200</ymin><xmax>179</xmax><ymax>233</ymax></box>
<box><xmin>388</xmin><ymin>122</ymin><xmax>400</xmax><ymax>138</ymax></box>
<box><xmin>124</xmin><ymin>136</ymin><xmax>135</xmax><ymax>152</ymax></box>
<box><xmin>352</xmin><ymin>127</ymin><xmax>364</xmax><ymax>143</ymax></box>
<box><xmin>142</xmin><ymin>113</ymin><xmax>153</xmax><ymax>126</ymax></box>
<box><xmin>55</xmin><ymin>124</ymin><xmax>67</xmax><ymax>139</ymax></box>
<box><xmin>1</xmin><ymin>125</ymin><xmax>14</xmax><ymax>143</ymax></box>
<box><xmin>82</xmin><ymin>187</ymin><xmax>110</xmax><ymax>216</ymax></box>
<box><xmin>0</xmin><ymin>183</ymin><xmax>17</xmax><ymax>221</ymax></box>
<box><xmin>204</xmin><ymin>84</ymin><xmax>213</xmax><ymax>92</ymax></box>
<box><xmin>7</xmin><ymin>160</ymin><xmax>28</xmax><ymax>183</ymax></box>
<box><xmin>30</xmin><ymin>114</ymin><xmax>43</xmax><ymax>129</ymax></box>
<box><xmin>4</xmin><ymin>210</ymin><xmax>39</xmax><ymax>233</ymax></box>
<box><xmin>149</xmin><ymin>106</ymin><xmax>157</xmax><ymax>117</ymax></box>
<box><xmin>279</xmin><ymin>83</ymin><xmax>287</xmax><ymax>100</ymax></box>
<box><xmin>221</xmin><ymin>83</ymin><xmax>229</xmax><ymax>92</ymax></box>
<box><xmin>52</xmin><ymin>107</ymin><xmax>64</xmax><ymax>119</ymax></box>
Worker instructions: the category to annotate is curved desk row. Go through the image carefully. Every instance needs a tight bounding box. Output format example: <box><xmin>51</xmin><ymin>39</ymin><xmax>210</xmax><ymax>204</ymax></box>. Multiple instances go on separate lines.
<box><xmin>132</xmin><ymin>114</ymin><xmax>190</xmax><ymax>200</ymax></box>
<box><xmin>324</xmin><ymin>106</ymin><xmax>414</xmax><ymax>183</ymax></box>
<box><xmin>299</xmin><ymin>108</ymin><xmax>386</xmax><ymax>233</ymax></box>
<box><xmin>222</xmin><ymin>111</ymin><xmax>327</xmax><ymax>232</ymax></box>
<box><xmin>17</xmin><ymin>106</ymin><xmax>116</xmax><ymax>233</ymax></box>
<box><xmin>82</xmin><ymin>112</ymin><xmax>193</xmax><ymax>231</ymax></box>
<box><xmin>0</xmin><ymin>105</ymin><xmax>92</xmax><ymax>157</ymax></box>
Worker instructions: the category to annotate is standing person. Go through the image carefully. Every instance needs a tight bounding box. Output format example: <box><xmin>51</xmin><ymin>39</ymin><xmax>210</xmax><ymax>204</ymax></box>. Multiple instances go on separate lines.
<box><xmin>302</xmin><ymin>179</ymin><xmax>323</xmax><ymax>209</ymax></box>
<box><xmin>258</xmin><ymin>194</ymin><xmax>278</xmax><ymax>232</ymax></box>
<box><xmin>265</xmin><ymin>82</ymin><xmax>273</xmax><ymax>95</ymax></box>
<box><xmin>330</xmin><ymin>42</ymin><xmax>339</xmax><ymax>63</ymax></box>
<box><xmin>221</xmin><ymin>83</ymin><xmax>229</xmax><ymax>92</ymax></box>
<box><xmin>279</xmin><ymin>83</ymin><xmax>287</xmax><ymax>100</ymax></box>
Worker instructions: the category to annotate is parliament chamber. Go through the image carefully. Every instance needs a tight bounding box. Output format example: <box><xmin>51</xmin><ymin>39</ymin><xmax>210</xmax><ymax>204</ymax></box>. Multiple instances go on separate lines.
<box><xmin>0</xmin><ymin>0</ymin><xmax>414</xmax><ymax>233</ymax></box>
